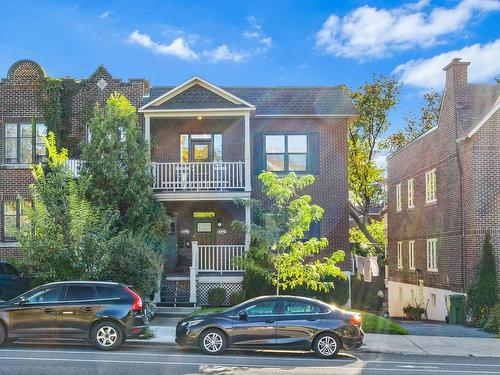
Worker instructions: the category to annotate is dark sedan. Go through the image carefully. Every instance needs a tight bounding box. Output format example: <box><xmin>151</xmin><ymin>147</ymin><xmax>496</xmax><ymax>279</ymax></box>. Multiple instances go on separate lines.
<box><xmin>176</xmin><ymin>295</ymin><xmax>364</xmax><ymax>358</ymax></box>
<box><xmin>0</xmin><ymin>281</ymin><xmax>148</xmax><ymax>350</ymax></box>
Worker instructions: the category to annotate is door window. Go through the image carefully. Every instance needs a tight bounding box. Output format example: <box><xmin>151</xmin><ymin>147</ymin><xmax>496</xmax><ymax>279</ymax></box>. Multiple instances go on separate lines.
<box><xmin>96</xmin><ymin>286</ymin><xmax>121</xmax><ymax>299</ymax></box>
<box><xmin>26</xmin><ymin>286</ymin><xmax>63</xmax><ymax>303</ymax></box>
<box><xmin>283</xmin><ymin>300</ymin><xmax>321</xmax><ymax>314</ymax></box>
<box><xmin>193</xmin><ymin>143</ymin><xmax>210</xmax><ymax>161</ymax></box>
<box><xmin>196</xmin><ymin>222</ymin><xmax>212</xmax><ymax>233</ymax></box>
<box><xmin>64</xmin><ymin>285</ymin><xmax>96</xmax><ymax>301</ymax></box>
<box><xmin>245</xmin><ymin>300</ymin><xmax>279</xmax><ymax>316</ymax></box>
<box><xmin>2</xmin><ymin>263</ymin><xmax>18</xmax><ymax>276</ymax></box>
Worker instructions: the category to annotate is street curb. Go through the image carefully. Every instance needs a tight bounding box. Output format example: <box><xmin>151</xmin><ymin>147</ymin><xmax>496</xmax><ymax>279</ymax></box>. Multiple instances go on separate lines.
<box><xmin>126</xmin><ymin>340</ymin><xmax>177</xmax><ymax>347</ymax></box>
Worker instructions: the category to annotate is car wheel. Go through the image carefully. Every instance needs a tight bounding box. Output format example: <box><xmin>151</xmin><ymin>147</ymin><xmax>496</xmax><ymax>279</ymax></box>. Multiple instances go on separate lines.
<box><xmin>199</xmin><ymin>329</ymin><xmax>227</xmax><ymax>355</ymax></box>
<box><xmin>313</xmin><ymin>332</ymin><xmax>341</xmax><ymax>359</ymax></box>
<box><xmin>0</xmin><ymin>323</ymin><xmax>6</xmax><ymax>346</ymax></box>
<box><xmin>91</xmin><ymin>321</ymin><xmax>124</xmax><ymax>351</ymax></box>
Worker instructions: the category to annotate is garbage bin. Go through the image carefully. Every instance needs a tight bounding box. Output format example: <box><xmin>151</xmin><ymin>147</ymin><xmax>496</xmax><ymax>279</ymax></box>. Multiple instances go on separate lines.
<box><xmin>449</xmin><ymin>294</ymin><xmax>465</xmax><ymax>325</ymax></box>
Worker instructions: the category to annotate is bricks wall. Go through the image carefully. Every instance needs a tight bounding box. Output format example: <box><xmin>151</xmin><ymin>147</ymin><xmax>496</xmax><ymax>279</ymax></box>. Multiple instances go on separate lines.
<box><xmin>251</xmin><ymin>117</ymin><xmax>350</xmax><ymax>268</ymax></box>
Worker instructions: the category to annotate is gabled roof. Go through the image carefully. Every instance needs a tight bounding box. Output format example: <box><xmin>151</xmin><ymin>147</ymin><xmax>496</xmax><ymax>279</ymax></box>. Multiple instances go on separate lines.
<box><xmin>139</xmin><ymin>76</ymin><xmax>255</xmax><ymax>112</ymax></box>
<box><xmin>141</xmin><ymin>79</ymin><xmax>357</xmax><ymax>116</ymax></box>
<box><xmin>459</xmin><ymin>83</ymin><xmax>500</xmax><ymax>138</ymax></box>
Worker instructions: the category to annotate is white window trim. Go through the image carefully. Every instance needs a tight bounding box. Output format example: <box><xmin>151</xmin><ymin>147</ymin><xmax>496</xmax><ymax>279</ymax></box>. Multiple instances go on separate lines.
<box><xmin>425</xmin><ymin>169</ymin><xmax>437</xmax><ymax>204</ymax></box>
<box><xmin>397</xmin><ymin>241</ymin><xmax>403</xmax><ymax>269</ymax></box>
<box><xmin>396</xmin><ymin>183</ymin><xmax>402</xmax><ymax>212</ymax></box>
<box><xmin>426</xmin><ymin>238</ymin><xmax>438</xmax><ymax>271</ymax></box>
<box><xmin>407</xmin><ymin>179</ymin><xmax>414</xmax><ymax>208</ymax></box>
<box><xmin>408</xmin><ymin>240</ymin><xmax>415</xmax><ymax>270</ymax></box>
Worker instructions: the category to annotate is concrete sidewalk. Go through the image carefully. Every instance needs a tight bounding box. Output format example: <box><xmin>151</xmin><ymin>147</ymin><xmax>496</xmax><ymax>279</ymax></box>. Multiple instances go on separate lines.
<box><xmin>128</xmin><ymin>326</ymin><xmax>500</xmax><ymax>358</ymax></box>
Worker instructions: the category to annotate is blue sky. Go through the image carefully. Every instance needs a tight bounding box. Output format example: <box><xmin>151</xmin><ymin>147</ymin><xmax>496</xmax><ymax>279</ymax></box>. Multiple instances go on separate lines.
<box><xmin>1</xmin><ymin>0</ymin><xmax>499</xmax><ymax>134</ymax></box>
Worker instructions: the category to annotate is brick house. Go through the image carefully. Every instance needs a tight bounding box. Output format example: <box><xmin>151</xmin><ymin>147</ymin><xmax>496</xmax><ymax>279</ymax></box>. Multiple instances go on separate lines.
<box><xmin>0</xmin><ymin>60</ymin><xmax>356</xmax><ymax>305</ymax></box>
<box><xmin>386</xmin><ymin>58</ymin><xmax>500</xmax><ymax>321</ymax></box>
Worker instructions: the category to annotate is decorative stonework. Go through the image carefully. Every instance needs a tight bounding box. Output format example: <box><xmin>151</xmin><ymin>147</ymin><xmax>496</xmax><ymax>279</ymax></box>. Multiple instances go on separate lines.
<box><xmin>97</xmin><ymin>78</ymin><xmax>108</xmax><ymax>90</ymax></box>
<box><xmin>7</xmin><ymin>60</ymin><xmax>45</xmax><ymax>80</ymax></box>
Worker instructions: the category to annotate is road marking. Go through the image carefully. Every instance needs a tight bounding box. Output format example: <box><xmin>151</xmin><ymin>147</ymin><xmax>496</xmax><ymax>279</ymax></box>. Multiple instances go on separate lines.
<box><xmin>0</xmin><ymin>356</ymin><xmax>499</xmax><ymax>374</ymax></box>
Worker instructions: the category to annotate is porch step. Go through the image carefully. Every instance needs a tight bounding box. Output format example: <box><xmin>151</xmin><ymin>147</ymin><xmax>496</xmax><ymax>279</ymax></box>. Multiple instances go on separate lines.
<box><xmin>156</xmin><ymin>306</ymin><xmax>196</xmax><ymax>317</ymax></box>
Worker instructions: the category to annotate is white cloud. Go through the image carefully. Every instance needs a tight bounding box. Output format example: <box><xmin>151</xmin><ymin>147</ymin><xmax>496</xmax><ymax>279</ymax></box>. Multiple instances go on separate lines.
<box><xmin>243</xmin><ymin>31</ymin><xmax>259</xmax><ymax>39</ymax></box>
<box><xmin>99</xmin><ymin>11</ymin><xmax>111</xmax><ymax>19</ymax></box>
<box><xmin>316</xmin><ymin>0</ymin><xmax>500</xmax><ymax>60</ymax></box>
<box><xmin>127</xmin><ymin>30</ymin><xmax>198</xmax><ymax>60</ymax></box>
<box><xmin>260</xmin><ymin>37</ymin><xmax>272</xmax><ymax>48</ymax></box>
<box><xmin>393</xmin><ymin>39</ymin><xmax>500</xmax><ymax>88</ymax></box>
<box><xmin>203</xmin><ymin>45</ymin><xmax>249</xmax><ymax>62</ymax></box>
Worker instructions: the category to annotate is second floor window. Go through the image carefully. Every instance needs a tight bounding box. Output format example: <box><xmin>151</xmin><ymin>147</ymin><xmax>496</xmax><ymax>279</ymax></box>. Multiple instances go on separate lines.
<box><xmin>408</xmin><ymin>240</ymin><xmax>415</xmax><ymax>270</ymax></box>
<box><xmin>425</xmin><ymin>169</ymin><xmax>437</xmax><ymax>203</ymax></box>
<box><xmin>426</xmin><ymin>238</ymin><xmax>438</xmax><ymax>271</ymax></box>
<box><xmin>180</xmin><ymin>134</ymin><xmax>222</xmax><ymax>163</ymax></box>
<box><xmin>265</xmin><ymin>134</ymin><xmax>307</xmax><ymax>172</ymax></box>
<box><xmin>397</xmin><ymin>241</ymin><xmax>403</xmax><ymax>269</ymax></box>
<box><xmin>407</xmin><ymin>179</ymin><xmax>414</xmax><ymax>208</ymax></box>
<box><xmin>2</xmin><ymin>200</ymin><xmax>30</xmax><ymax>241</ymax></box>
<box><xmin>4</xmin><ymin>123</ymin><xmax>47</xmax><ymax>164</ymax></box>
<box><xmin>396</xmin><ymin>183</ymin><xmax>402</xmax><ymax>212</ymax></box>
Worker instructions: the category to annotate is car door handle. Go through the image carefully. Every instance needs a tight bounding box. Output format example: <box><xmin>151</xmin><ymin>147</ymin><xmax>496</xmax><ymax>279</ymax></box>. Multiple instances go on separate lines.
<box><xmin>44</xmin><ymin>308</ymin><xmax>55</xmax><ymax>314</ymax></box>
<box><xmin>265</xmin><ymin>320</ymin><xmax>275</xmax><ymax>323</ymax></box>
<box><xmin>307</xmin><ymin>318</ymin><xmax>317</xmax><ymax>322</ymax></box>
<box><xmin>84</xmin><ymin>307</ymin><xmax>93</xmax><ymax>312</ymax></box>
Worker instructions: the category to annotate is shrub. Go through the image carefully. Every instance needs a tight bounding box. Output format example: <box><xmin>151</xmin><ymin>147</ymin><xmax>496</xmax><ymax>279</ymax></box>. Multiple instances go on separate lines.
<box><xmin>230</xmin><ymin>290</ymin><xmax>246</xmax><ymax>305</ymax></box>
<box><xmin>207</xmin><ymin>288</ymin><xmax>227</xmax><ymax>306</ymax></box>
<box><xmin>483</xmin><ymin>303</ymin><xmax>500</xmax><ymax>334</ymax></box>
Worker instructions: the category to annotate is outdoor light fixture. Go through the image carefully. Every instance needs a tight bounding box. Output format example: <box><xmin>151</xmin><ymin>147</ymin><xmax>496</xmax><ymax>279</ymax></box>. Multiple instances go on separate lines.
<box><xmin>217</xmin><ymin>219</ymin><xmax>222</xmax><ymax>227</ymax></box>
<box><xmin>197</xmin><ymin>116</ymin><xmax>203</xmax><ymax>120</ymax></box>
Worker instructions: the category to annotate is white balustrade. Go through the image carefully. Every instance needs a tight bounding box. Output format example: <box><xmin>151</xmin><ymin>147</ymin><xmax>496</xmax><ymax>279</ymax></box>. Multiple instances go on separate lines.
<box><xmin>64</xmin><ymin>159</ymin><xmax>83</xmax><ymax>178</ymax></box>
<box><xmin>151</xmin><ymin>161</ymin><xmax>245</xmax><ymax>191</ymax></box>
<box><xmin>197</xmin><ymin>245</ymin><xmax>245</xmax><ymax>272</ymax></box>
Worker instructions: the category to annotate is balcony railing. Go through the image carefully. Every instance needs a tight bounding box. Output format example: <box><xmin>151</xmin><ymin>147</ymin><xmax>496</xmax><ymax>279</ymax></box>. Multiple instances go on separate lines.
<box><xmin>194</xmin><ymin>243</ymin><xmax>245</xmax><ymax>272</ymax></box>
<box><xmin>64</xmin><ymin>159</ymin><xmax>83</xmax><ymax>178</ymax></box>
<box><xmin>152</xmin><ymin>161</ymin><xmax>245</xmax><ymax>191</ymax></box>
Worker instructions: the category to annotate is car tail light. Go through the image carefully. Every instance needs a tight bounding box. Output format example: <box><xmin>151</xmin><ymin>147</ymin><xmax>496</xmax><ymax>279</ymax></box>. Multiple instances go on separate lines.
<box><xmin>349</xmin><ymin>314</ymin><xmax>362</xmax><ymax>326</ymax></box>
<box><xmin>125</xmin><ymin>287</ymin><xmax>143</xmax><ymax>312</ymax></box>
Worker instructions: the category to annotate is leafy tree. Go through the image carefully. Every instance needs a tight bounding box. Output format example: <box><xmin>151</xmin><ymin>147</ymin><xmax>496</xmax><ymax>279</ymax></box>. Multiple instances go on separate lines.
<box><xmin>234</xmin><ymin>172</ymin><xmax>346</xmax><ymax>294</ymax></box>
<box><xmin>469</xmin><ymin>233</ymin><xmax>499</xmax><ymax>322</ymax></box>
<box><xmin>384</xmin><ymin>92</ymin><xmax>441</xmax><ymax>152</ymax></box>
<box><xmin>17</xmin><ymin>132</ymin><xmax>115</xmax><ymax>284</ymax></box>
<box><xmin>342</xmin><ymin>75</ymin><xmax>401</xmax><ymax>254</ymax></box>
<box><xmin>349</xmin><ymin>219</ymin><xmax>387</xmax><ymax>256</ymax></box>
<box><xmin>80</xmin><ymin>93</ymin><xmax>167</xmax><ymax>237</ymax></box>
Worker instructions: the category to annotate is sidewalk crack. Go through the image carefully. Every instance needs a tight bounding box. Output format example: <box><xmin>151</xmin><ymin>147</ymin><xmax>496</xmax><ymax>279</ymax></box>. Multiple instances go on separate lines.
<box><xmin>406</xmin><ymin>336</ymin><xmax>429</xmax><ymax>355</ymax></box>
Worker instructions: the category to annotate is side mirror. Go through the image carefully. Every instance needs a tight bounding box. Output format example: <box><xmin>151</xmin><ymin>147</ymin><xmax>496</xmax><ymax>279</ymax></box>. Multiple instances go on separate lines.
<box><xmin>18</xmin><ymin>297</ymin><xmax>27</xmax><ymax>306</ymax></box>
<box><xmin>238</xmin><ymin>311</ymin><xmax>248</xmax><ymax>320</ymax></box>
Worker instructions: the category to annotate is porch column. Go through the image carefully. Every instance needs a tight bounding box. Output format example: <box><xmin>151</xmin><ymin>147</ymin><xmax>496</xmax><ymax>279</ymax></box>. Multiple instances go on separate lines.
<box><xmin>244</xmin><ymin>113</ymin><xmax>251</xmax><ymax>192</ymax></box>
<box><xmin>189</xmin><ymin>241</ymin><xmax>198</xmax><ymax>304</ymax></box>
<box><xmin>144</xmin><ymin>115</ymin><xmax>151</xmax><ymax>159</ymax></box>
<box><xmin>245</xmin><ymin>204</ymin><xmax>251</xmax><ymax>250</ymax></box>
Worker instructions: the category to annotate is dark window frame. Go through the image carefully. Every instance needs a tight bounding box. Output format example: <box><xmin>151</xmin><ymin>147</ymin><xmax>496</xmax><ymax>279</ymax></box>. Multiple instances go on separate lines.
<box><xmin>179</xmin><ymin>133</ymin><xmax>224</xmax><ymax>163</ymax></box>
<box><xmin>264</xmin><ymin>133</ymin><xmax>308</xmax><ymax>173</ymax></box>
<box><xmin>3</xmin><ymin>123</ymin><xmax>47</xmax><ymax>165</ymax></box>
<box><xmin>2</xmin><ymin>199</ymin><xmax>30</xmax><ymax>242</ymax></box>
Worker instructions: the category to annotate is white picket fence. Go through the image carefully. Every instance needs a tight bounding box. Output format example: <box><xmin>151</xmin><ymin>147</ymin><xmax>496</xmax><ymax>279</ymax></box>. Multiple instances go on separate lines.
<box><xmin>195</xmin><ymin>244</ymin><xmax>245</xmax><ymax>272</ymax></box>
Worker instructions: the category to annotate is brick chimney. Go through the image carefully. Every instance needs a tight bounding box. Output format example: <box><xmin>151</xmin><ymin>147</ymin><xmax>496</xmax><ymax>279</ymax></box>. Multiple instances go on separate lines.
<box><xmin>443</xmin><ymin>58</ymin><xmax>470</xmax><ymax>105</ymax></box>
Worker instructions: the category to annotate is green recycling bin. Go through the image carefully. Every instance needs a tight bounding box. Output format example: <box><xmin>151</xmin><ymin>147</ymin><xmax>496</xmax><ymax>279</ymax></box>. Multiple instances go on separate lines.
<box><xmin>449</xmin><ymin>294</ymin><xmax>465</xmax><ymax>325</ymax></box>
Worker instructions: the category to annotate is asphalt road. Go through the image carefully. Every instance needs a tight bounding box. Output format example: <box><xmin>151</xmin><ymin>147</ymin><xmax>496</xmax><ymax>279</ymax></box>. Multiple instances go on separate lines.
<box><xmin>0</xmin><ymin>341</ymin><xmax>499</xmax><ymax>375</ymax></box>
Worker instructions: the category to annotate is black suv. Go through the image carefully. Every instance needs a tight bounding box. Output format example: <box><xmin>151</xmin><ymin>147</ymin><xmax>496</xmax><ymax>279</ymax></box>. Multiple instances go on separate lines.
<box><xmin>0</xmin><ymin>281</ymin><xmax>148</xmax><ymax>350</ymax></box>
<box><xmin>0</xmin><ymin>261</ymin><xmax>30</xmax><ymax>301</ymax></box>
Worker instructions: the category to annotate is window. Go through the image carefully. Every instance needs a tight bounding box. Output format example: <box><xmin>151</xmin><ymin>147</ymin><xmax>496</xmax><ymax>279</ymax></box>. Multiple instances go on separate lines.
<box><xmin>64</xmin><ymin>285</ymin><xmax>96</xmax><ymax>301</ymax></box>
<box><xmin>425</xmin><ymin>169</ymin><xmax>437</xmax><ymax>203</ymax></box>
<box><xmin>4</xmin><ymin>123</ymin><xmax>47</xmax><ymax>164</ymax></box>
<box><xmin>397</xmin><ymin>241</ymin><xmax>403</xmax><ymax>269</ymax></box>
<box><xmin>180</xmin><ymin>134</ymin><xmax>222</xmax><ymax>162</ymax></box>
<box><xmin>407</xmin><ymin>179</ymin><xmax>414</xmax><ymax>208</ymax></box>
<box><xmin>265</xmin><ymin>134</ymin><xmax>308</xmax><ymax>172</ymax></box>
<box><xmin>396</xmin><ymin>183</ymin><xmax>402</xmax><ymax>212</ymax></box>
<box><xmin>26</xmin><ymin>286</ymin><xmax>63</xmax><ymax>303</ymax></box>
<box><xmin>245</xmin><ymin>300</ymin><xmax>279</xmax><ymax>316</ymax></box>
<box><xmin>96</xmin><ymin>286</ymin><xmax>120</xmax><ymax>299</ymax></box>
<box><xmin>2</xmin><ymin>200</ymin><xmax>30</xmax><ymax>241</ymax></box>
<box><xmin>196</xmin><ymin>222</ymin><xmax>212</xmax><ymax>233</ymax></box>
<box><xmin>408</xmin><ymin>241</ymin><xmax>415</xmax><ymax>270</ymax></box>
<box><xmin>1</xmin><ymin>263</ymin><xmax>18</xmax><ymax>276</ymax></box>
<box><xmin>283</xmin><ymin>300</ymin><xmax>321</xmax><ymax>314</ymax></box>
<box><xmin>427</xmin><ymin>238</ymin><xmax>438</xmax><ymax>271</ymax></box>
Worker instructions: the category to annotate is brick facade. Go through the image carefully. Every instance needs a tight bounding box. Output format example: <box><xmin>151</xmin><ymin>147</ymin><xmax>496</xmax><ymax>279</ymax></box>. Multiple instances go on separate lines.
<box><xmin>386</xmin><ymin>59</ymin><xmax>500</xmax><ymax>320</ymax></box>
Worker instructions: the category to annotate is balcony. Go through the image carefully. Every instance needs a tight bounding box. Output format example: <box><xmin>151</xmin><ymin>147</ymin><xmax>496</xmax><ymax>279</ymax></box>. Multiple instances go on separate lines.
<box><xmin>152</xmin><ymin>161</ymin><xmax>245</xmax><ymax>192</ymax></box>
<box><xmin>196</xmin><ymin>244</ymin><xmax>245</xmax><ymax>272</ymax></box>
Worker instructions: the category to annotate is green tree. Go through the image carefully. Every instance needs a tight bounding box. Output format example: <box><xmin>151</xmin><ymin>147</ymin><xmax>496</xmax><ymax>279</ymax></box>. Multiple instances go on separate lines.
<box><xmin>349</xmin><ymin>219</ymin><xmax>387</xmax><ymax>256</ymax></box>
<box><xmin>17</xmin><ymin>132</ymin><xmax>115</xmax><ymax>283</ymax></box>
<box><xmin>234</xmin><ymin>172</ymin><xmax>346</xmax><ymax>294</ymax></box>
<box><xmin>342</xmin><ymin>75</ymin><xmax>401</xmax><ymax>253</ymax></box>
<box><xmin>384</xmin><ymin>92</ymin><xmax>441</xmax><ymax>152</ymax></box>
<box><xmin>470</xmin><ymin>233</ymin><xmax>499</xmax><ymax>322</ymax></box>
<box><xmin>80</xmin><ymin>93</ymin><xmax>167</xmax><ymax>236</ymax></box>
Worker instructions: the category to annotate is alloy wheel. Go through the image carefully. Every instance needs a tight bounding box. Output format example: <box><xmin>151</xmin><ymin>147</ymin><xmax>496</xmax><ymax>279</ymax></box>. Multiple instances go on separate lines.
<box><xmin>317</xmin><ymin>335</ymin><xmax>337</xmax><ymax>356</ymax></box>
<box><xmin>203</xmin><ymin>332</ymin><xmax>223</xmax><ymax>353</ymax></box>
<box><xmin>96</xmin><ymin>326</ymin><xmax>118</xmax><ymax>347</ymax></box>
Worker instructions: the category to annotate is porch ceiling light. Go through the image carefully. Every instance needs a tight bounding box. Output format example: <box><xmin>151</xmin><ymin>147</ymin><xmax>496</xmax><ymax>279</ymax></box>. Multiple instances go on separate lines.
<box><xmin>197</xmin><ymin>116</ymin><xmax>203</xmax><ymax>120</ymax></box>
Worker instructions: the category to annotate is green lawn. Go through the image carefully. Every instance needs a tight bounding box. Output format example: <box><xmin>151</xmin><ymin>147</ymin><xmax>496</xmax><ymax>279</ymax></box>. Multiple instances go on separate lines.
<box><xmin>190</xmin><ymin>307</ymin><xmax>408</xmax><ymax>335</ymax></box>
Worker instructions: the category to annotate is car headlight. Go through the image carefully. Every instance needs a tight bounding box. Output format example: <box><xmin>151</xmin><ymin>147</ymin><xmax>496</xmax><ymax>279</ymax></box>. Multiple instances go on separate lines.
<box><xmin>181</xmin><ymin>319</ymin><xmax>204</xmax><ymax>328</ymax></box>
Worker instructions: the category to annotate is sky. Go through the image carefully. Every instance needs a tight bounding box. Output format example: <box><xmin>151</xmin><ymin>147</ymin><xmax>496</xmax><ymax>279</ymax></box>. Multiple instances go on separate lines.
<box><xmin>1</xmin><ymin>0</ymin><xmax>499</xmax><ymax>136</ymax></box>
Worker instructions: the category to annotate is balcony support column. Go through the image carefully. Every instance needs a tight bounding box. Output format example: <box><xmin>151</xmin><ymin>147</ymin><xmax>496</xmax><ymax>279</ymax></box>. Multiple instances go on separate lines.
<box><xmin>144</xmin><ymin>115</ymin><xmax>151</xmax><ymax>160</ymax></box>
<box><xmin>189</xmin><ymin>241</ymin><xmax>198</xmax><ymax>304</ymax></box>
<box><xmin>245</xmin><ymin>204</ymin><xmax>251</xmax><ymax>251</ymax></box>
<box><xmin>244</xmin><ymin>113</ymin><xmax>251</xmax><ymax>192</ymax></box>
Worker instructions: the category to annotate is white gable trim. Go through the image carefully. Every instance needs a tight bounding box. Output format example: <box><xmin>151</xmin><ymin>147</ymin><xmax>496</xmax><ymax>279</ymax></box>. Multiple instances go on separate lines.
<box><xmin>139</xmin><ymin>76</ymin><xmax>255</xmax><ymax>110</ymax></box>
<box><xmin>466</xmin><ymin>96</ymin><xmax>500</xmax><ymax>138</ymax></box>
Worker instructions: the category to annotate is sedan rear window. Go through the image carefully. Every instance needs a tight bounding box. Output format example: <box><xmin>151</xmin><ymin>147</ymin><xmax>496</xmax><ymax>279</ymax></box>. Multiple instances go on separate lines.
<box><xmin>284</xmin><ymin>300</ymin><xmax>321</xmax><ymax>314</ymax></box>
<box><xmin>64</xmin><ymin>285</ymin><xmax>96</xmax><ymax>301</ymax></box>
<box><xmin>96</xmin><ymin>286</ymin><xmax>121</xmax><ymax>299</ymax></box>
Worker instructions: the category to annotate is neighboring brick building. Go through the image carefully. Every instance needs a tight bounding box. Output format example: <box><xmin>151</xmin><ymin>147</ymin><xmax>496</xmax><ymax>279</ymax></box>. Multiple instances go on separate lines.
<box><xmin>386</xmin><ymin>58</ymin><xmax>500</xmax><ymax>321</ymax></box>
<box><xmin>1</xmin><ymin>60</ymin><xmax>357</xmax><ymax>304</ymax></box>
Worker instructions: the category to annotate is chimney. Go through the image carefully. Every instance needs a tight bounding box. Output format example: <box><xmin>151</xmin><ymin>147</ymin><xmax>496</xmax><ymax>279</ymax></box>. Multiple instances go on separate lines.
<box><xmin>443</xmin><ymin>58</ymin><xmax>470</xmax><ymax>105</ymax></box>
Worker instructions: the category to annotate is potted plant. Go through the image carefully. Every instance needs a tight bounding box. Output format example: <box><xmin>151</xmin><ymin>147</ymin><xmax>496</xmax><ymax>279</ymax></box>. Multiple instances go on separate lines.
<box><xmin>403</xmin><ymin>304</ymin><xmax>413</xmax><ymax>320</ymax></box>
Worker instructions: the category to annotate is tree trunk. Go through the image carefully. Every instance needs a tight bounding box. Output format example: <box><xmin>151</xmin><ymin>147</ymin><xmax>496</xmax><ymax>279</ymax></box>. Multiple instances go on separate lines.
<box><xmin>349</xmin><ymin>204</ymin><xmax>384</xmax><ymax>253</ymax></box>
